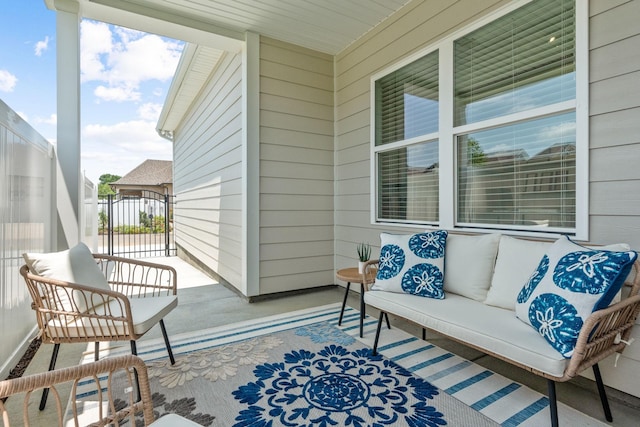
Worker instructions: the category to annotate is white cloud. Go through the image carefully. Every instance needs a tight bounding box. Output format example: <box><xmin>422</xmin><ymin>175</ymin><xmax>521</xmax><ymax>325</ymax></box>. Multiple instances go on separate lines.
<box><xmin>81</xmin><ymin>20</ymin><xmax>183</xmax><ymax>102</ymax></box>
<box><xmin>0</xmin><ymin>69</ymin><xmax>18</xmax><ymax>92</ymax></box>
<box><xmin>35</xmin><ymin>36</ymin><xmax>50</xmax><ymax>56</ymax></box>
<box><xmin>138</xmin><ymin>103</ymin><xmax>162</xmax><ymax>121</ymax></box>
<box><xmin>36</xmin><ymin>113</ymin><xmax>57</xmax><ymax>125</ymax></box>
<box><xmin>81</xmin><ymin>21</ymin><xmax>113</xmax><ymax>82</ymax></box>
<box><xmin>82</xmin><ymin>119</ymin><xmax>172</xmax><ymax>183</ymax></box>
<box><xmin>541</xmin><ymin>121</ymin><xmax>577</xmax><ymax>139</ymax></box>
<box><xmin>94</xmin><ymin>84</ymin><xmax>140</xmax><ymax>102</ymax></box>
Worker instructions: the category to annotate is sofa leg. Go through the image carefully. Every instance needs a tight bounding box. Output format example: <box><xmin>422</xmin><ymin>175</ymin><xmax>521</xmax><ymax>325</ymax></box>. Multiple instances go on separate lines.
<box><xmin>547</xmin><ymin>380</ymin><xmax>559</xmax><ymax>427</ymax></box>
<box><xmin>372</xmin><ymin>311</ymin><xmax>384</xmax><ymax>356</ymax></box>
<box><xmin>593</xmin><ymin>363</ymin><xmax>613</xmax><ymax>422</ymax></box>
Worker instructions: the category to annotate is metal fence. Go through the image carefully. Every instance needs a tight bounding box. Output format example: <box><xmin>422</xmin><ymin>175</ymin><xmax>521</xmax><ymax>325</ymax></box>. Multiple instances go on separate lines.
<box><xmin>97</xmin><ymin>190</ymin><xmax>176</xmax><ymax>257</ymax></box>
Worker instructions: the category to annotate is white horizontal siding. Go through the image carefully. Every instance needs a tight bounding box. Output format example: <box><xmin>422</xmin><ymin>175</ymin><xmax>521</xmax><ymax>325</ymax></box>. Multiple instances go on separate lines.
<box><xmin>333</xmin><ymin>0</ymin><xmax>640</xmax><ymax>396</ymax></box>
<box><xmin>173</xmin><ymin>52</ymin><xmax>244</xmax><ymax>291</ymax></box>
<box><xmin>259</xmin><ymin>37</ymin><xmax>335</xmax><ymax>294</ymax></box>
<box><xmin>587</xmin><ymin>0</ymin><xmax>640</xmax><ymax>396</ymax></box>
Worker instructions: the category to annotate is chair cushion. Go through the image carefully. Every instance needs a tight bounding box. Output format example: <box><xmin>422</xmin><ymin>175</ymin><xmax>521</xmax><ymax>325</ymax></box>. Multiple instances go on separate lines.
<box><xmin>515</xmin><ymin>236</ymin><xmax>637</xmax><ymax>358</ymax></box>
<box><xmin>47</xmin><ymin>295</ymin><xmax>178</xmax><ymax>338</ymax></box>
<box><xmin>23</xmin><ymin>243</ymin><xmax>111</xmax><ymax>313</ymax></box>
<box><xmin>444</xmin><ymin>233</ymin><xmax>501</xmax><ymax>301</ymax></box>
<box><xmin>372</xmin><ymin>230</ymin><xmax>447</xmax><ymax>299</ymax></box>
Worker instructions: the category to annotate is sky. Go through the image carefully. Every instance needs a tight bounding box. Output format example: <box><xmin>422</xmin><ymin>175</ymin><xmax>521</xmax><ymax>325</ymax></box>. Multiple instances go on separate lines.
<box><xmin>0</xmin><ymin>1</ymin><xmax>184</xmax><ymax>184</ymax></box>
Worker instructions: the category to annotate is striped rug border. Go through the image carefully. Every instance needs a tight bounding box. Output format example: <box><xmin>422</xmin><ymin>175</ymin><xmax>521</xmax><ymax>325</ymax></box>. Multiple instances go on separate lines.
<box><xmin>79</xmin><ymin>302</ymin><xmax>606</xmax><ymax>427</ymax></box>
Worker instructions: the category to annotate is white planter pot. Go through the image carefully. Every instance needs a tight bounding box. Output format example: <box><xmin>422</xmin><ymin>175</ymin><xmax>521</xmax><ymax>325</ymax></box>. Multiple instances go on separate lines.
<box><xmin>358</xmin><ymin>261</ymin><xmax>366</xmax><ymax>274</ymax></box>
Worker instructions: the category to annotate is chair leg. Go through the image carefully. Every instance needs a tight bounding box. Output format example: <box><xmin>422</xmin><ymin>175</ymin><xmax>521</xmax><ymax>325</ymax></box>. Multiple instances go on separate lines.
<box><xmin>359</xmin><ymin>283</ymin><xmax>365</xmax><ymax>338</ymax></box>
<box><xmin>372</xmin><ymin>311</ymin><xmax>385</xmax><ymax>356</ymax></box>
<box><xmin>593</xmin><ymin>363</ymin><xmax>613</xmax><ymax>422</ymax></box>
<box><xmin>338</xmin><ymin>282</ymin><xmax>351</xmax><ymax>326</ymax></box>
<box><xmin>159</xmin><ymin>319</ymin><xmax>176</xmax><ymax>365</ymax></box>
<box><xmin>95</xmin><ymin>342</ymin><xmax>100</xmax><ymax>362</ymax></box>
<box><xmin>422</xmin><ymin>328</ymin><xmax>426</xmax><ymax>341</ymax></box>
<box><xmin>39</xmin><ymin>343</ymin><xmax>60</xmax><ymax>410</ymax></box>
<box><xmin>547</xmin><ymin>380</ymin><xmax>559</xmax><ymax>427</ymax></box>
<box><xmin>130</xmin><ymin>340</ymin><xmax>142</xmax><ymax>402</ymax></box>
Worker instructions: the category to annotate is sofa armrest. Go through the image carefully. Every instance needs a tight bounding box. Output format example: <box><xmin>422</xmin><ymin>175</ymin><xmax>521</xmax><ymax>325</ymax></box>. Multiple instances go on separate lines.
<box><xmin>363</xmin><ymin>259</ymin><xmax>379</xmax><ymax>290</ymax></box>
<box><xmin>565</xmin><ymin>293</ymin><xmax>640</xmax><ymax>380</ymax></box>
<box><xmin>93</xmin><ymin>254</ymin><xmax>177</xmax><ymax>297</ymax></box>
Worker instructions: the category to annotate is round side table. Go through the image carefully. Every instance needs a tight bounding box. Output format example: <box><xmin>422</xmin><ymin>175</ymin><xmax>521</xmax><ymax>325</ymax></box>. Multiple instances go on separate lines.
<box><xmin>336</xmin><ymin>267</ymin><xmax>376</xmax><ymax>338</ymax></box>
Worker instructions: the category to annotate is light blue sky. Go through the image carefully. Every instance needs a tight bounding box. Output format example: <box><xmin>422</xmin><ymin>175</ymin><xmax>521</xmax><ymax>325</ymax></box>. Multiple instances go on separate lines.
<box><xmin>0</xmin><ymin>1</ymin><xmax>184</xmax><ymax>184</ymax></box>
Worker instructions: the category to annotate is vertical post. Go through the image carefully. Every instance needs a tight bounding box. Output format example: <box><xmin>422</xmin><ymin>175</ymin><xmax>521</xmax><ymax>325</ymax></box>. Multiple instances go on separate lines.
<box><xmin>54</xmin><ymin>0</ymin><xmax>82</xmax><ymax>249</ymax></box>
<box><xmin>107</xmin><ymin>194</ymin><xmax>113</xmax><ymax>256</ymax></box>
<box><xmin>165</xmin><ymin>193</ymin><xmax>170</xmax><ymax>256</ymax></box>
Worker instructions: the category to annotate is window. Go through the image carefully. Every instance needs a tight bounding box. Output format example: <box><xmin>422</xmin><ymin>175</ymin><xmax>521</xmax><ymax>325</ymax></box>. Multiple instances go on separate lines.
<box><xmin>372</xmin><ymin>0</ymin><xmax>585</xmax><ymax>236</ymax></box>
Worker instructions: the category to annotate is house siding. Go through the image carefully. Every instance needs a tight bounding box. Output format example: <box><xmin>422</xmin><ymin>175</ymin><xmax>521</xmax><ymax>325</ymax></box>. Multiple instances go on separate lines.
<box><xmin>335</xmin><ymin>0</ymin><xmax>640</xmax><ymax>397</ymax></box>
<box><xmin>259</xmin><ymin>37</ymin><xmax>335</xmax><ymax>294</ymax></box>
<box><xmin>173</xmin><ymin>52</ymin><xmax>244</xmax><ymax>291</ymax></box>
<box><xmin>585</xmin><ymin>0</ymin><xmax>640</xmax><ymax>398</ymax></box>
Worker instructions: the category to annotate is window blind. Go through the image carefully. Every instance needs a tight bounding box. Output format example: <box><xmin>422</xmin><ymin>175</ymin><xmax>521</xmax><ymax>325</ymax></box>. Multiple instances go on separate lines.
<box><xmin>454</xmin><ymin>0</ymin><xmax>575</xmax><ymax>126</ymax></box>
<box><xmin>378</xmin><ymin>141</ymin><xmax>439</xmax><ymax>222</ymax></box>
<box><xmin>457</xmin><ymin>112</ymin><xmax>576</xmax><ymax>229</ymax></box>
<box><xmin>375</xmin><ymin>50</ymin><xmax>439</xmax><ymax>146</ymax></box>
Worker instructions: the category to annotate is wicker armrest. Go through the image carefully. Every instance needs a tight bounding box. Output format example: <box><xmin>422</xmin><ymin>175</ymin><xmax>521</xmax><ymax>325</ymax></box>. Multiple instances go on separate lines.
<box><xmin>20</xmin><ymin>267</ymin><xmax>137</xmax><ymax>343</ymax></box>
<box><xmin>93</xmin><ymin>254</ymin><xmax>177</xmax><ymax>297</ymax></box>
<box><xmin>363</xmin><ymin>259</ymin><xmax>379</xmax><ymax>290</ymax></box>
<box><xmin>0</xmin><ymin>355</ymin><xmax>154</xmax><ymax>426</ymax></box>
<box><xmin>564</xmin><ymin>293</ymin><xmax>640</xmax><ymax>380</ymax></box>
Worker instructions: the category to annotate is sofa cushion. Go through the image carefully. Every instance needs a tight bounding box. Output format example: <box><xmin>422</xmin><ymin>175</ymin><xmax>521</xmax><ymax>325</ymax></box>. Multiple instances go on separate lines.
<box><xmin>444</xmin><ymin>233</ymin><xmax>501</xmax><ymax>301</ymax></box>
<box><xmin>372</xmin><ymin>230</ymin><xmax>447</xmax><ymax>299</ymax></box>
<box><xmin>364</xmin><ymin>290</ymin><xmax>569</xmax><ymax>377</ymax></box>
<box><xmin>515</xmin><ymin>236</ymin><xmax>637</xmax><ymax>358</ymax></box>
<box><xmin>484</xmin><ymin>236</ymin><xmax>551</xmax><ymax>310</ymax></box>
<box><xmin>23</xmin><ymin>243</ymin><xmax>111</xmax><ymax>313</ymax></box>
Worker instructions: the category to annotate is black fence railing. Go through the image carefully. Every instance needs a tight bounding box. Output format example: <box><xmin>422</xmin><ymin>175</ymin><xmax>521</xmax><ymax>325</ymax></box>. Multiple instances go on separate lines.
<box><xmin>97</xmin><ymin>190</ymin><xmax>176</xmax><ymax>257</ymax></box>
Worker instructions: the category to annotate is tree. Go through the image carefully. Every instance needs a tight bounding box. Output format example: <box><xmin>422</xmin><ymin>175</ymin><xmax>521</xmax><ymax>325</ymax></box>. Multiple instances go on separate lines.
<box><xmin>98</xmin><ymin>174</ymin><xmax>121</xmax><ymax>197</ymax></box>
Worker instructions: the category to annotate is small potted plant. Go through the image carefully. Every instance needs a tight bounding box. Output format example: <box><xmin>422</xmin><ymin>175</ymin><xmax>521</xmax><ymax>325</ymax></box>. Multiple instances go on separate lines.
<box><xmin>357</xmin><ymin>242</ymin><xmax>371</xmax><ymax>274</ymax></box>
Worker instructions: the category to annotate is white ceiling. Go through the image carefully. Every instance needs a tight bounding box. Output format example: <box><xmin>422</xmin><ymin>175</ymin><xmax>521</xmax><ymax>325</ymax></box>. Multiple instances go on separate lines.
<box><xmin>77</xmin><ymin>0</ymin><xmax>412</xmax><ymax>55</ymax></box>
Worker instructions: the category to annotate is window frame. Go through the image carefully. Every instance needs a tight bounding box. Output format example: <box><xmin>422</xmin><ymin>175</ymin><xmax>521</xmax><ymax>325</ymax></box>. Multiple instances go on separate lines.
<box><xmin>370</xmin><ymin>0</ymin><xmax>588</xmax><ymax>239</ymax></box>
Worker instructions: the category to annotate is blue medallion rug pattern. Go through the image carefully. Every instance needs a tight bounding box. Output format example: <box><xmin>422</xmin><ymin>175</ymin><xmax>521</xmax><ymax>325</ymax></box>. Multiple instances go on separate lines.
<box><xmin>70</xmin><ymin>303</ymin><xmax>607</xmax><ymax>426</ymax></box>
<box><xmin>232</xmin><ymin>344</ymin><xmax>445</xmax><ymax>427</ymax></box>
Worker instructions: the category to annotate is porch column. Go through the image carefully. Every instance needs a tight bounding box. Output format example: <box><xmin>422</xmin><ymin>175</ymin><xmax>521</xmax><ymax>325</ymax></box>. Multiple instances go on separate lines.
<box><xmin>242</xmin><ymin>31</ymin><xmax>260</xmax><ymax>296</ymax></box>
<box><xmin>55</xmin><ymin>0</ymin><xmax>82</xmax><ymax>248</ymax></box>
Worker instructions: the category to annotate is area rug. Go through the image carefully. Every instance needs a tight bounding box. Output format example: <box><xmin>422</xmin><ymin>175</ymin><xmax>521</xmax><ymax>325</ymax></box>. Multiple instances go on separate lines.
<box><xmin>72</xmin><ymin>303</ymin><xmax>606</xmax><ymax>426</ymax></box>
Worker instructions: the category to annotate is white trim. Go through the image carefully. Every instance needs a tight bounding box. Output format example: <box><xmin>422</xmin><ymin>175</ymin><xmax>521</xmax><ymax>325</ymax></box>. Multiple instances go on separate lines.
<box><xmin>439</xmin><ymin>43</ymin><xmax>454</xmax><ymax>230</ymax></box>
<box><xmin>574</xmin><ymin>0</ymin><xmax>589</xmax><ymax>240</ymax></box>
<box><xmin>242</xmin><ymin>31</ymin><xmax>260</xmax><ymax>297</ymax></box>
<box><xmin>370</xmin><ymin>0</ymin><xmax>587</xmax><ymax>239</ymax></box>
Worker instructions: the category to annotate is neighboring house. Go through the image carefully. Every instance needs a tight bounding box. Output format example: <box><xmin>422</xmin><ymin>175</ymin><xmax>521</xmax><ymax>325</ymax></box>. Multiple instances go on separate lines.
<box><xmin>44</xmin><ymin>0</ymin><xmax>640</xmax><ymax>398</ymax></box>
<box><xmin>110</xmin><ymin>160</ymin><xmax>173</xmax><ymax>197</ymax></box>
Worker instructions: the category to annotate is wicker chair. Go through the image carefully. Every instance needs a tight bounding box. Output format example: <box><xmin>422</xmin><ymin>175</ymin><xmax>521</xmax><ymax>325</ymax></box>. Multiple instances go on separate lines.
<box><xmin>20</xmin><ymin>248</ymin><xmax>178</xmax><ymax>410</ymax></box>
<box><xmin>0</xmin><ymin>354</ymin><xmax>200</xmax><ymax>427</ymax></box>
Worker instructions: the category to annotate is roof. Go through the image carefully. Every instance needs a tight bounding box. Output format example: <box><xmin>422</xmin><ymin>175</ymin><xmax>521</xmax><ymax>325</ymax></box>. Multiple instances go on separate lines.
<box><xmin>112</xmin><ymin>160</ymin><xmax>173</xmax><ymax>186</ymax></box>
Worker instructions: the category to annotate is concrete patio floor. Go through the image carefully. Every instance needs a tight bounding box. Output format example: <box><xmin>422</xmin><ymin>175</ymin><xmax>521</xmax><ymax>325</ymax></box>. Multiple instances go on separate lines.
<box><xmin>8</xmin><ymin>255</ymin><xmax>640</xmax><ymax>426</ymax></box>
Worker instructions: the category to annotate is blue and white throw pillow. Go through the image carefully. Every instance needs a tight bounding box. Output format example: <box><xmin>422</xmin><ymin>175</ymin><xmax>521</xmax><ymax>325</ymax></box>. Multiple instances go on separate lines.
<box><xmin>515</xmin><ymin>236</ymin><xmax>637</xmax><ymax>358</ymax></box>
<box><xmin>371</xmin><ymin>230</ymin><xmax>447</xmax><ymax>299</ymax></box>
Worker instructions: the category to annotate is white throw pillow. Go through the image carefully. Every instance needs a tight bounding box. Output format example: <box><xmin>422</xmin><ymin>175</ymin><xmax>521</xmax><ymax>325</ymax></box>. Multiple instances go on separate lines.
<box><xmin>515</xmin><ymin>236</ymin><xmax>637</xmax><ymax>358</ymax></box>
<box><xmin>444</xmin><ymin>233</ymin><xmax>501</xmax><ymax>301</ymax></box>
<box><xmin>483</xmin><ymin>236</ymin><xmax>551</xmax><ymax>310</ymax></box>
<box><xmin>23</xmin><ymin>243</ymin><xmax>111</xmax><ymax>313</ymax></box>
<box><xmin>371</xmin><ymin>230</ymin><xmax>447</xmax><ymax>299</ymax></box>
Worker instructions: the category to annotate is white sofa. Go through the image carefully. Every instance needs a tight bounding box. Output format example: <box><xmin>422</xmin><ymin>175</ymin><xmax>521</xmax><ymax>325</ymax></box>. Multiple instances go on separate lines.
<box><xmin>363</xmin><ymin>233</ymin><xmax>640</xmax><ymax>427</ymax></box>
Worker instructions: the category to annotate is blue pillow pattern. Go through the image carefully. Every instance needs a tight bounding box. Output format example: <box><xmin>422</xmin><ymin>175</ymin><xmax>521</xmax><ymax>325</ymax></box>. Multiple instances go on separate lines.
<box><xmin>372</xmin><ymin>230</ymin><xmax>447</xmax><ymax>298</ymax></box>
<box><xmin>515</xmin><ymin>236</ymin><xmax>637</xmax><ymax>358</ymax></box>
